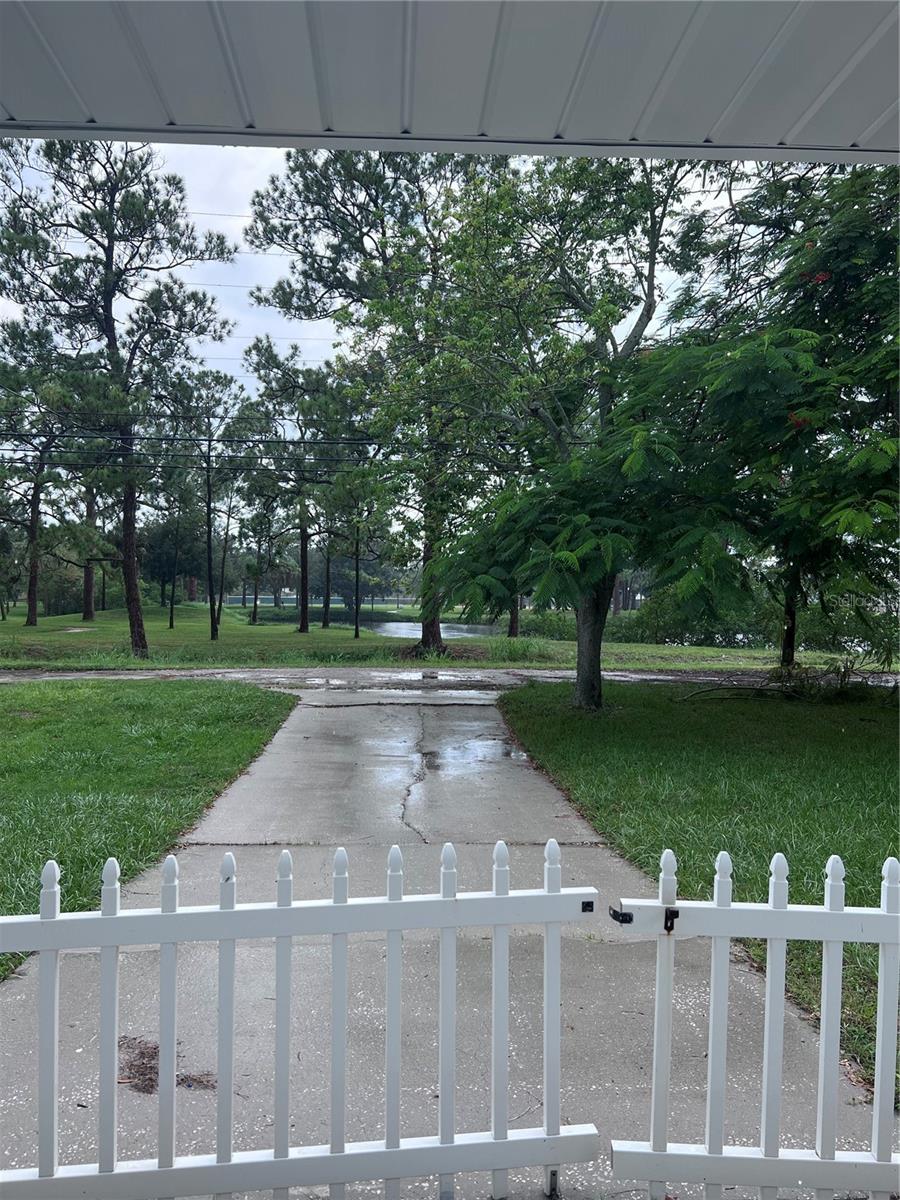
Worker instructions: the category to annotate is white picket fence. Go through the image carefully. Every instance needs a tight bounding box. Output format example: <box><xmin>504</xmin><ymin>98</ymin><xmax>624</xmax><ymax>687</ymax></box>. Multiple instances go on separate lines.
<box><xmin>610</xmin><ymin>849</ymin><xmax>900</xmax><ymax>1198</ymax></box>
<box><xmin>0</xmin><ymin>840</ymin><xmax>600</xmax><ymax>1200</ymax></box>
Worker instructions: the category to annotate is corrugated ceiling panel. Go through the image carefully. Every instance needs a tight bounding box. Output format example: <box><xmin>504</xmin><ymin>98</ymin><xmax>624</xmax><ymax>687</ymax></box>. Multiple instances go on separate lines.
<box><xmin>857</xmin><ymin>101</ymin><xmax>899</xmax><ymax>150</ymax></box>
<box><xmin>714</xmin><ymin>1</ymin><xmax>892</xmax><ymax>149</ymax></box>
<box><xmin>486</xmin><ymin>2</ymin><xmax>599</xmax><ymax>140</ymax></box>
<box><xmin>0</xmin><ymin>1</ymin><xmax>894</xmax><ymax>161</ymax></box>
<box><xmin>20</xmin><ymin>1</ymin><xmax>170</xmax><ymax>128</ymax></box>
<box><xmin>792</xmin><ymin>21</ymin><xmax>899</xmax><ymax>149</ymax></box>
<box><xmin>315</xmin><ymin>0</ymin><xmax>404</xmax><ymax>134</ymax></box>
<box><xmin>639</xmin><ymin>2</ymin><xmax>793</xmax><ymax>145</ymax></box>
<box><xmin>0</xmin><ymin>3</ymin><xmax>85</xmax><ymax>122</ymax></box>
<box><xmin>219</xmin><ymin>2</ymin><xmax>322</xmax><ymax>134</ymax></box>
<box><xmin>123</xmin><ymin>1</ymin><xmax>245</xmax><ymax>128</ymax></box>
<box><xmin>411</xmin><ymin>0</ymin><xmax>501</xmax><ymax>139</ymax></box>
<box><xmin>563</xmin><ymin>1</ymin><xmax>699</xmax><ymax>142</ymax></box>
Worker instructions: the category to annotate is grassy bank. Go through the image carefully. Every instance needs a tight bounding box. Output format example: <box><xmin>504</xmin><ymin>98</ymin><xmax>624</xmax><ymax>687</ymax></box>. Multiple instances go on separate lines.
<box><xmin>499</xmin><ymin>680</ymin><xmax>899</xmax><ymax>1094</ymax></box>
<box><xmin>0</xmin><ymin>679</ymin><xmax>295</xmax><ymax>978</ymax></box>
<box><xmin>0</xmin><ymin>604</ymin><xmax>827</xmax><ymax>673</ymax></box>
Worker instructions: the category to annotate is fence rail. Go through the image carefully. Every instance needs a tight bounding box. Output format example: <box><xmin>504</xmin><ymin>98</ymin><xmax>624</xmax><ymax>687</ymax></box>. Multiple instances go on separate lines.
<box><xmin>611</xmin><ymin>849</ymin><xmax>900</xmax><ymax>1198</ymax></box>
<box><xmin>0</xmin><ymin>840</ymin><xmax>600</xmax><ymax>1200</ymax></box>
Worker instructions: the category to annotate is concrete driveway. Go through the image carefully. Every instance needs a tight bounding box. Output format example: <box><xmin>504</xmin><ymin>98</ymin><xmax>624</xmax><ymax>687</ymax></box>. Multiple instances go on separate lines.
<box><xmin>0</xmin><ymin>681</ymin><xmax>886</xmax><ymax>1199</ymax></box>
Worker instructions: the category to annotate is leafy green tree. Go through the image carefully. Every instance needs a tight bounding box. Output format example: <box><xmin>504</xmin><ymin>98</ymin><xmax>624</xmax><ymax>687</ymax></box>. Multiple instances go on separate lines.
<box><xmin>0</xmin><ymin>328</ymin><xmax>98</xmax><ymax>624</ymax></box>
<box><xmin>435</xmin><ymin>156</ymin><xmax>714</xmax><ymax>705</ymax></box>
<box><xmin>247</xmin><ymin>151</ymin><xmax>492</xmax><ymax>653</ymax></box>
<box><xmin>166</xmin><ymin>369</ymin><xmax>247</xmax><ymax>641</ymax></box>
<box><xmin>0</xmin><ymin>139</ymin><xmax>234</xmax><ymax>654</ymax></box>
<box><xmin>638</xmin><ymin>164</ymin><xmax>898</xmax><ymax>666</ymax></box>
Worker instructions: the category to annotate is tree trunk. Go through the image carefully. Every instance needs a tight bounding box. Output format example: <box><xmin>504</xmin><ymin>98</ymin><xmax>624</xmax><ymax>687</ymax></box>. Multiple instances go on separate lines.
<box><xmin>273</xmin><ymin>586</ymin><xmax>282</xmax><ymax>608</ymax></box>
<box><xmin>24</xmin><ymin>470</ymin><xmax>42</xmax><ymax>627</ymax></box>
<box><xmin>82</xmin><ymin>487</ymin><xmax>96</xmax><ymax>621</ymax></box>
<box><xmin>187</xmin><ymin>575</ymin><xmax>197</xmax><ymax>602</ymax></box>
<box><xmin>298</xmin><ymin>528</ymin><xmax>310</xmax><ymax>633</ymax></box>
<box><xmin>419</xmin><ymin>531</ymin><xmax>444</xmax><ymax>653</ymax></box>
<box><xmin>781</xmin><ymin>574</ymin><xmax>800</xmax><ymax>668</ymax></box>
<box><xmin>216</xmin><ymin>498</ymin><xmax>232</xmax><ymax>627</ymax></box>
<box><xmin>250</xmin><ymin>544</ymin><xmax>261</xmax><ymax>625</ymax></box>
<box><xmin>113</xmin><ymin>419</ymin><xmax>146</xmax><ymax>655</ymax></box>
<box><xmin>168</xmin><ymin>509</ymin><xmax>181</xmax><ymax>631</ymax></box>
<box><xmin>573</xmin><ymin>574</ymin><xmax>617</xmax><ymax>709</ymax></box>
<box><xmin>205</xmin><ymin>463</ymin><xmax>218</xmax><ymax>642</ymax></box>
<box><xmin>322</xmin><ymin>547</ymin><xmax>331</xmax><ymax>629</ymax></box>
<box><xmin>507</xmin><ymin>599</ymin><xmax>520</xmax><ymax>638</ymax></box>
<box><xmin>354</xmin><ymin>530</ymin><xmax>361</xmax><ymax>640</ymax></box>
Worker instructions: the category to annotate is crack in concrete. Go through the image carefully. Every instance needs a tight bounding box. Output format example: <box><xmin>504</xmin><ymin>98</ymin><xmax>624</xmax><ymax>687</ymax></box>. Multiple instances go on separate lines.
<box><xmin>397</xmin><ymin>708</ymin><xmax>429</xmax><ymax>844</ymax></box>
<box><xmin>297</xmin><ymin>700</ymin><xmax>496</xmax><ymax>709</ymax></box>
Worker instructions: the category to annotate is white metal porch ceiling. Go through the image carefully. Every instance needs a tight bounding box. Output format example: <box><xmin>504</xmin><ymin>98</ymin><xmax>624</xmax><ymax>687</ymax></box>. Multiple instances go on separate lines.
<box><xmin>0</xmin><ymin>1</ymin><xmax>897</xmax><ymax>164</ymax></box>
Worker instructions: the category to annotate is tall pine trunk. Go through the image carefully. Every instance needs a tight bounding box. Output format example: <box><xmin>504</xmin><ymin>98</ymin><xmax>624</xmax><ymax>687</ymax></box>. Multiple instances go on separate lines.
<box><xmin>322</xmin><ymin>546</ymin><xmax>331</xmax><ymax>628</ymax></box>
<box><xmin>250</xmin><ymin>544</ymin><xmax>261</xmax><ymax>625</ymax></box>
<box><xmin>121</xmin><ymin>473</ymin><xmax>148</xmax><ymax>657</ymax></box>
<box><xmin>298</xmin><ymin>528</ymin><xmax>310</xmax><ymax>633</ymax></box>
<box><xmin>507</xmin><ymin>599</ymin><xmax>520</xmax><ymax>638</ymax></box>
<box><xmin>205</xmin><ymin>460</ymin><xmax>218</xmax><ymax>642</ymax></box>
<box><xmin>573</xmin><ymin>574</ymin><xmax>617</xmax><ymax>709</ymax></box>
<box><xmin>82</xmin><ymin>486</ymin><xmax>96</xmax><ymax>621</ymax></box>
<box><xmin>353</xmin><ymin>530</ymin><xmax>361</xmax><ymax>640</ymax></box>
<box><xmin>216</xmin><ymin>496</ymin><xmax>232</xmax><ymax>627</ymax></box>
<box><xmin>168</xmin><ymin>509</ymin><xmax>181</xmax><ymax>631</ymax></box>
<box><xmin>24</xmin><ymin>468</ymin><xmax>43</xmax><ymax>627</ymax></box>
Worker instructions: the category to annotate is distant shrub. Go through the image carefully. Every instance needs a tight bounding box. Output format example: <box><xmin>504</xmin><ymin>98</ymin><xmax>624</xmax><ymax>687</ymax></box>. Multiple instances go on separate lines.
<box><xmin>518</xmin><ymin>610</ymin><xmax>577</xmax><ymax>641</ymax></box>
<box><xmin>484</xmin><ymin>636</ymin><xmax>563</xmax><ymax>662</ymax></box>
<box><xmin>517</xmin><ymin>587</ymin><xmax>897</xmax><ymax>661</ymax></box>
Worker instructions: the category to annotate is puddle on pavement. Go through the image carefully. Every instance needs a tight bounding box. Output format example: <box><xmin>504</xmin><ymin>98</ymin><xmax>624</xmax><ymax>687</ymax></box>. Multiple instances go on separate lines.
<box><xmin>422</xmin><ymin>737</ymin><xmax>527</xmax><ymax>773</ymax></box>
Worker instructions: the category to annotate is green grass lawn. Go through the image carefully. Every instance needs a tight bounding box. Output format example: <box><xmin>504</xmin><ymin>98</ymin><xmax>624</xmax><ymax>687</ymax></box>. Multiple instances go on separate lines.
<box><xmin>499</xmin><ymin>680</ymin><xmax>899</xmax><ymax>1095</ymax></box>
<box><xmin>0</xmin><ymin>603</ymin><xmax>824</xmax><ymax>673</ymax></box>
<box><xmin>0</xmin><ymin>679</ymin><xmax>295</xmax><ymax>978</ymax></box>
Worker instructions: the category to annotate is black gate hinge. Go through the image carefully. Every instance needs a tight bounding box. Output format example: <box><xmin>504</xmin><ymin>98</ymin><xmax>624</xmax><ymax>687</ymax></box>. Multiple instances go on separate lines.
<box><xmin>664</xmin><ymin>906</ymin><xmax>680</xmax><ymax>933</ymax></box>
<box><xmin>608</xmin><ymin>904</ymin><xmax>633</xmax><ymax>925</ymax></box>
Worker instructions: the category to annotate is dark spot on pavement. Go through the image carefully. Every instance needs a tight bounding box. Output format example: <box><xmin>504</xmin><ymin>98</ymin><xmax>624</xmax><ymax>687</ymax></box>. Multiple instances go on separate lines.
<box><xmin>118</xmin><ymin>1035</ymin><xmax>216</xmax><ymax>1095</ymax></box>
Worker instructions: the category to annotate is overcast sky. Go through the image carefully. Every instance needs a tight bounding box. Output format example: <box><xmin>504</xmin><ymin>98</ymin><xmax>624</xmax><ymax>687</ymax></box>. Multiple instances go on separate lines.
<box><xmin>160</xmin><ymin>142</ymin><xmax>341</xmax><ymax>385</ymax></box>
<box><xmin>0</xmin><ymin>142</ymin><xmax>341</xmax><ymax>386</ymax></box>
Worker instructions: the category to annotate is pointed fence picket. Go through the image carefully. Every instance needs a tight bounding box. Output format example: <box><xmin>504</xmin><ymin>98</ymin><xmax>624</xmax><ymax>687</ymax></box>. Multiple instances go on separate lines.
<box><xmin>0</xmin><ymin>841</ymin><xmax>599</xmax><ymax>1200</ymax></box>
<box><xmin>611</xmin><ymin>849</ymin><xmax>900</xmax><ymax>1197</ymax></box>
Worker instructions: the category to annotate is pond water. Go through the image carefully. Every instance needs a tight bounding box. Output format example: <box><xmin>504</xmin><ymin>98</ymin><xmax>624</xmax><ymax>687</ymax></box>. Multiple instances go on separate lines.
<box><xmin>365</xmin><ymin>620</ymin><xmax>499</xmax><ymax>639</ymax></box>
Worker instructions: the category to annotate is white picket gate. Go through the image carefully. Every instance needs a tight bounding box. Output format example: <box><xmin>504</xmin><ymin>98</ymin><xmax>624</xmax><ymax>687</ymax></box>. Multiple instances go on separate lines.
<box><xmin>0</xmin><ymin>839</ymin><xmax>600</xmax><ymax>1200</ymax></box>
<box><xmin>610</xmin><ymin>849</ymin><xmax>900</xmax><ymax>1198</ymax></box>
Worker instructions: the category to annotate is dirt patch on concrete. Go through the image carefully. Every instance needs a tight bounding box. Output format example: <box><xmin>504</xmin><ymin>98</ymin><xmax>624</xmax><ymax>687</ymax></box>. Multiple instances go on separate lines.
<box><xmin>118</xmin><ymin>1035</ymin><xmax>216</xmax><ymax>1095</ymax></box>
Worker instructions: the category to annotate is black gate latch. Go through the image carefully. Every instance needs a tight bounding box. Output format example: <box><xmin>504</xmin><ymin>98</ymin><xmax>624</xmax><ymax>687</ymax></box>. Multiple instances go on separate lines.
<box><xmin>608</xmin><ymin>904</ymin><xmax>633</xmax><ymax>924</ymax></box>
<box><xmin>664</xmin><ymin>906</ymin><xmax>679</xmax><ymax>933</ymax></box>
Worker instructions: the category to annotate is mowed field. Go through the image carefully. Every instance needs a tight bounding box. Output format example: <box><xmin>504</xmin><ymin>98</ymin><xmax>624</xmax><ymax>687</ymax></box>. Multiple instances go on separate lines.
<box><xmin>0</xmin><ymin>603</ymin><xmax>825</xmax><ymax>673</ymax></box>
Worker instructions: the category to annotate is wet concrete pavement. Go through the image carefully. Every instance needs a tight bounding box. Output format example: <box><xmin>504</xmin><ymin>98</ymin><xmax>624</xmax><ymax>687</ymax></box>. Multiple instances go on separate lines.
<box><xmin>0</xmin><ymin>664</ymin><xmax>772</xmax><ymax>690</ymax></box>
<box><xmin>0</xmin><ymin>681</ymin><xmax>893</xmax><ymax>1199</ymax></box>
